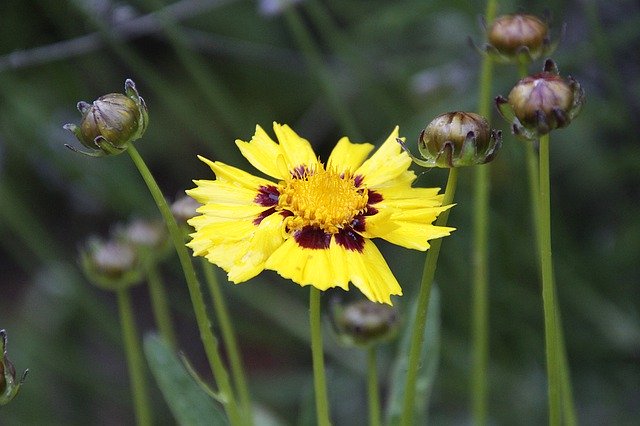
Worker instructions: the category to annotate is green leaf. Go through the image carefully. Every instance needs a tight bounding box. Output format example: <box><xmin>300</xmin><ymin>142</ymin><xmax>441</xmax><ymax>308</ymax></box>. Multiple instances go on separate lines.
<box><xmin>385</xmin><ymin>286</ymin><xmax>441</xmax><ymax>425</ymax></box>
<box><xmin>143</xmin><ymin>334</ymin><xmax>228</xmax><ymax>426</ymax></box>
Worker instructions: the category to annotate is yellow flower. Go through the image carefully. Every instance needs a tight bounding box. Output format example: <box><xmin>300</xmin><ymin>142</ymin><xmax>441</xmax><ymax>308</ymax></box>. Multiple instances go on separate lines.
<box><xmin>187</xmin><ymin>123</ymin><xmax>453</xmax><ymax>304</ymax></box>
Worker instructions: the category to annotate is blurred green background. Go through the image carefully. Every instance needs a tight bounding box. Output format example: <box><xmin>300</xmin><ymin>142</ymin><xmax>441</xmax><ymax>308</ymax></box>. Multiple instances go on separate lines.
<box><xmin>1</xmin><ymin>0</ymin><xmax>639</xmax><ymax>424</ymax></box>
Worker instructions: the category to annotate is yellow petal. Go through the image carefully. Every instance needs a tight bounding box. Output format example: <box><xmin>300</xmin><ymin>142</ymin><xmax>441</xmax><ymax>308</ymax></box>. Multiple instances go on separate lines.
<box><xmin>343</xmin><ymin>240</ymin><xmax>402</xmax><ymax>305</ymax></box>
<box><xmin>197</xmin><ymin>156</ymin><xmax>275</xmax><ymax>189</ymax></box>
<box><xmin>272</xmin><ymin>123</ymin><xmax>320</xmax><ymax>172</ymax></box>
<box><xmin>265</xmin><ymin>238</ymin><xmax>349</xmax><ymax>291</ymax></box>
<box><xmin>234</xmin><ymin>125</ymin><xmax>286</xmax><ymax>180</ymax></box>
<box><xmin>355</xmin><ymin>127</ymin><xmax>412</xmax><ymax>187</ymax></box>
<box><xmin>327</xmin><ymin>137</ymin><xmax>374</xmax><ymax>173</ymax></box>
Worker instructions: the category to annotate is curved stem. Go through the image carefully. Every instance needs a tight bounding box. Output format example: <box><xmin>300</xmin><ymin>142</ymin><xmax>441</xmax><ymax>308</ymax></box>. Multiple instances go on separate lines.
<box><xmin>117</xmin><ymin>289</ymin><xmax>153</xmax><ymax>426</ymax></box>
<box><xmin>400</xmin><ymin>167</ymin><xmax>458</xmax><ymax>426</ymax></box>
<box><xmin>310</xmin><ymin>287</ymin><xmax>331</xmax><ymax>426</ymax></box>
<box><xmin>126</xmin><ymin>145</ymin><xmax>242</xmax><ymax>426</ymax></box>
<box><xmin>146</xmin><ymin>261</ymin><xmax>178</xmax><ymax>349</ymax></box>
<box><xmin>471</xmin><ymin>2</ymin><xmax>497</xmax><ymax>424</ymax></box>
<box><xmin>367</xmin><ymin>347</ymin><xmax>381</xmax><ymax>426</ymax></box>
<box><xmin>538</xmin><ymin>134</ymin><xmax>561</xmax><ymax>425</ymax></box>
<box><xmin>202</xmin><ymin>260</ymin><xmax>252</xmax><ymax>423</ymax></box>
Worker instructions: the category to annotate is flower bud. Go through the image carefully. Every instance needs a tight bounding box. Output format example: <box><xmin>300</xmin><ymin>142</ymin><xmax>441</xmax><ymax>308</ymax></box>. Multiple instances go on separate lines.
<box><xmin>496</xmin><ymin>59</ymin><xmax>585</xmax><ymax>139</ymax></box>
<box><xmin>171</xmin><ymin>195</ymin><xmax>201</xmax><ymax>227</ymax></box>
<box><xmin>64</xmin><ymin>79</ymin><xmax>148</xmax><ymax>157</ymax></box>
<box><xmin>331</xmin><ymin>299</ymin><xmax>399</xmax><ymax>347</ymax></box>
<box><xmin>483</xmin><ymin>14</ymin><xmax>557</xmax><ymax>63</ymax></box>
<box><xmin>118</xmin><ymin>219</ymin><xmax>170</xmax><ymax>263</ymax></box>
<box><xmin>1</xmin><ymin>329</ymin><xmax>28</xmax><ymax>406</ymax></box>
<box><xmin>80</xmin><ymin>238</ymin><xmax>142</xmax><ymax>290</ymax></box>
<box><xmin>399</xmin><ymin>112</ymin><xmax>501</xmax><ymax>168</ymax></box>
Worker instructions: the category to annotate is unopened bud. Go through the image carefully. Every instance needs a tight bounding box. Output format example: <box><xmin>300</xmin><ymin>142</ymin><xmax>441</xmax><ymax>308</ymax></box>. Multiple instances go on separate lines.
<box><xmin>331</xmin><ymin>299</ymin><xmax>399</xmax><ymax>347</ymax></box>
<box><xmin>484</xmin><ymin>14</ymin><xmax>558</xmax><ymax>63</ymax></box>
<box><xmin>496</xmin><ymin>59</ymin><xmax>584</xmax><ymax>139</ymax></box>
<box><xmin>171</xmin><ymin>195</ymin><xmax>201</xmax><ymax>227</ymax></box>
<box><xmin>399</xmin><ymin>112</ymin><xmax>501</xmax><ymax>168</ymax></box>
<box><xmin>64</xmin><ymin>79</ymin><xmax>148</xmax><ymax>157</ymax></box>
<box><xmin>81</xmin><ymin>238</ymin><xmax>142</xmax><ymax>290</ymax></box>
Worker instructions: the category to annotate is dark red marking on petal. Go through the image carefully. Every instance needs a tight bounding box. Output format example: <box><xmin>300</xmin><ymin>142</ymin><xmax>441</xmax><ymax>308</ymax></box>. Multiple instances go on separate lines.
<box><xmin>294</xmin><ymin>226</ymin><xmax>331</xmax><ymax>249</ymax></box>
<box><xmin>253</xmin><ymin>207</ymin><xmax>276</xmax><ymax>225</ymax></box>
<box><xmin>364</xmin><ymin>206</ymin><xmax>378</xmax><ymax>216</ymax></box>
<box><xmin>350</xmin><ymin>215</ymin><xmax>366</xmax><ymax>232</ymax></box>
<box><xmin>368</xmin><ymin>190</ymin><xmax>383</xmax><ymax>204</ymax></box>
<box><xmin>335</xmin><ymin>226</ymin><xmax>365</xmax><ymax>252</ymax></box>
<box><xmin>291</xmin><ymin>165</ymin><xmax>310</xmax><ymax>179</ymax></box>
<box><xmin>255</xmin><ymin>185</ymin><xmax>280</xmax><ymax>206</ymax></box>
<box><xmin>354</xmin><ymin>175</ymin><xmax>364</xmax><ymax>187</ymax></box>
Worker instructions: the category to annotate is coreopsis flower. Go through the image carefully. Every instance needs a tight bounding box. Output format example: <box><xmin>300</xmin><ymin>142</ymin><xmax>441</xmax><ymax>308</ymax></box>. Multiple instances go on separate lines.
<box><xmin>399</xmin><ymin>112</ymin><xmax>501</xmax><ymax>168</ymax></box>
<box><xmin>187</xmin><ymin>123</ymin><xmax>453</xmax><ymax>304</ymax></box>
<box><xmin>496</xmin><ymin>59</ymin><xmax>585</xmax><ymax>139</ymax></box>
<box><xmin>64</xmin><ymin>79</ymin><xmax>148</xmax><ymax>157</ymax></box>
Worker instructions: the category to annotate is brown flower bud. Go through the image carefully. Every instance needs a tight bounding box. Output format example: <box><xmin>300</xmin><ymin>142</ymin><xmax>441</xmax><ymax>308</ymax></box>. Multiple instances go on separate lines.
<box><xmin>331</xmin><ymin>299</ymin><xmax>399</xmax><ymax>347</ymax></box>
<box><xmin>64</xmin><ymin>79</ymin><xmax>148</xmax><ymax>157</ymax></box>
<box><xmin>399</xmin><ymin>112</ymin><xmax>501</xmax><ymax>168</ymax></box>
<box><xmin>480</xmin><ymin>13</ymin><xmax>560</xmax><ymax>64</ymax></box>
<box><xmin>496</xmin><ymin>59</ymin><xmax>585</xmax><ymax>139</ymax></box>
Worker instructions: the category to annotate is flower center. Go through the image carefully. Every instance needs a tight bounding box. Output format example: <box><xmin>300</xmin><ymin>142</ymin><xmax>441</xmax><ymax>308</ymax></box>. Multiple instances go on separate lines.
<box><xmin>279</xmin><ymin>165</ymin><xmax>368</xmax><ymax>234</ymax></box>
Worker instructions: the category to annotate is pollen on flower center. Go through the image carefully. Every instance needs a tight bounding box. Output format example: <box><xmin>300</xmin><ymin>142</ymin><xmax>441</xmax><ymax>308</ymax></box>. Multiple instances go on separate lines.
<box><xmin>279</xmin><ymin>165</ymin><xmax>368</xmax><ymax>234</ymax></box>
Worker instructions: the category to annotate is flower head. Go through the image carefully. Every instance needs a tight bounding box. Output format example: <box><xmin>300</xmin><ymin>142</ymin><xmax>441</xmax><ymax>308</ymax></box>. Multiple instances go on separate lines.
<box><xmin>64</xmin><ymin>79</ymin><xmax>148</xmax><ymax>157</ymax></box>
<box><xmin>399</xmin><ymin>112</ymin><xmax>501</xmax><ymax>168</ymax></box>
<box><xmin>496</xmin><ymin>59</ymin><xmax>585</xmax><ymax>139</ymax></box>
<box><xmin>479</xmin><ymin>13</ymin><xmax>561</xmax><ymax>64</ymax></box>
<box><xmin>187</xmin><ymin>123</ymin><xmax>453</xmax><ymax>304</ymax></box>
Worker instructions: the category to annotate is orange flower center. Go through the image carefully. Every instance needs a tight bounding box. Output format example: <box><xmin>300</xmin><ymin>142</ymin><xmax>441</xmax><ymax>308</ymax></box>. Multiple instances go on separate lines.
<box><xmin>278</xmin><ymin>165</ymin><xmax>368</xmax><ymax>234</ymax></box>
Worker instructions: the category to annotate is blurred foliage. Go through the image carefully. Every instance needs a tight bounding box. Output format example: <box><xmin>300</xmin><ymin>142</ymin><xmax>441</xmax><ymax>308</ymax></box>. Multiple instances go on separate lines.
<box><xmin>1</xmin><ymin>0</ymin><xmax>639</xmax><ymax>424</ymax></box>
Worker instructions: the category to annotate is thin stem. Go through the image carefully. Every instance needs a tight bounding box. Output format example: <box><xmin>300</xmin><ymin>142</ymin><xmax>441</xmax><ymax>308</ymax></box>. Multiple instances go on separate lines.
<box><xmin>310</xmin><ymin>287</ymin><xmax>331</xmax><ymax>426</ymax></box>
<box><xmin>126</xmin><ymin>145</ymin><xmax>242</xmax><ymax>426</ymax></box>
<box><xmin>284</xmin><ymin>8</ymin><xmax>362</xmax><ymax>139</ymax></box>
<box><xmin>202</xmin><ymin>259</ymin><xmax>252</xmax><ymax>423</ymax></box>
<box><xmin>538</xmin><ymin>134</ymin><xmax>561</xmax><ymax>426</ymax></box>
<box><xmin>145</xmin><ymin>260</ymin><xmax>178</xmax><ymax>349</ymax></box>
<box><xmin>400</xmin><ymin>167</ymin><xmax>458</xmax><ymax>426</ymax></box>
<box><xmin>367</xmin><ymin>347</ymin><xmax>381</xmax><ymax>426</ymax></box>
<box><xmin>117</xmin><ymin>289</ymin><xmax>153</xmax><ymax>426</ymax></box>
<box><xmin>471</xmin><ymin>1</ymin><xmax>497</xmax><ymax>423</ymax></box>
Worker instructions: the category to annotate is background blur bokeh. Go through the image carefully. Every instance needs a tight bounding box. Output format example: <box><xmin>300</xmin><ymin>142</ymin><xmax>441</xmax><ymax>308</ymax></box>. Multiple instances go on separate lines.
<box><xmin>1</xmin><ymin>0</ymin><xmax>639</xmax><ymax>424</ymax></box>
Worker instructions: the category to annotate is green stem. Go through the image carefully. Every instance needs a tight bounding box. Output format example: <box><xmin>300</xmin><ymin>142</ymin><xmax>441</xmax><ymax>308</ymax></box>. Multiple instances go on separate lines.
<box><xmin>538</xmin><ymin>134</ymin><xmax>561</xmax><ymax>426</ymax></box>
<box><xmin>284</xmin><ymin>8</ymin><xmax>362</xmax><ymax>139</ymax></box>
<box><xmin>126</xmin><ymin>145</ymin><xmax>242</xmax><ymax>426</ymax></box>
<box><xmin>202</xmin><ymin>260</ymin><xmax>252</xmax><ymax>423</ymax></box>
<box><xmin>145</xmin><ymin>260</ymin><xmax>178</xmax><ymax>349</ymax></box>
<box><xmin>117</xmin><ymin>289</ymin><xmax>153</xmax><ymax>426</ymax></box>
<box><xmin>310</xmin><ymin>287</ymin><xmax>331</xmax><ymax>426</ymax></box>
<box><xmin>400</xmin><ymin>167</ymin><xmax>458</xmax><ymax>426</ymax></box>
<box><xmin>471</xmin><ymin>2</ymin><xmax>497</xmax><ymax>424</ymax></box>
<box><xmin>367</xmin><ymin>347</ymin><xmax>381</xmax><ymax>426</ymax></box>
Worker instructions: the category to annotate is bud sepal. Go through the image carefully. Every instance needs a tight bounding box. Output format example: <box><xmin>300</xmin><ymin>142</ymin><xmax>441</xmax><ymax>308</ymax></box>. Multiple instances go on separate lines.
<box><xmin>1</xmin><ymin>329</ymin><xmax>28</xmax><ymax>406</ymax></box>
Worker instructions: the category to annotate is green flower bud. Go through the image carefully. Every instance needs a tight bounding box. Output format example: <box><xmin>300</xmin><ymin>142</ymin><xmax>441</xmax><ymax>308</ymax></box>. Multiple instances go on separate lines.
<box><xmin>331</xmin><ymin>299</ymin><xmax>399</xmax><ymax>347</ymax></box>
<box><xmin>118</xmin><ymin>218</ymin><xmax>170</xmax><ymax>263</ymax></box>
<box><xmin>496</xmin><ymin>59</ymin><xmax>585</xmax><ymax>139</ymax></box>
<box><xmin>64</xmin><ymin>79</ymin><xmax>148</xmax><ymax>157</ymax></box>
<box><xmin>1</xmin><ymin>329</ymin><xmax>28</xmax><ymax>406</ymax></box>
<box><xmin>486</xmin><ymin>13</ymin><xmax>559</xmax><ymax>64</ymax></box>
<box><xmin>399</xmin><ymin>112</ymin><xmax>501</xmax><ymax>168</ymax></box>
<box><xmin>80</xmin><ymin>238</ymin><xmax>142</xmax><ymax>291</ymax></box>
